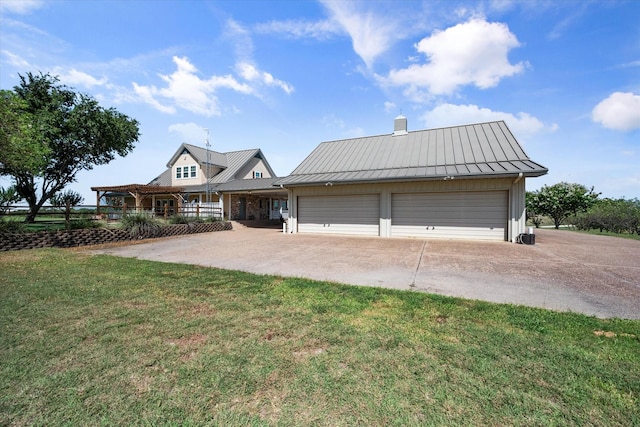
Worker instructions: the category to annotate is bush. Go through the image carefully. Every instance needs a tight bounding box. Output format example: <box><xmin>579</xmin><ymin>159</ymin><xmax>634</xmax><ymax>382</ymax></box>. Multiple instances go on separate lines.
<box><xmin>573</xmin><ymin>198</ymin><xmax>640</xmax><ymax>234</ymax></box>
<box><xmin>0</xmin><ymin>219</ymin><xmax>27</xmax><ymax>233</ymax></box>
<box><xmin>120</xmin><ymin>212</ymin><xmax>162</xmax><ymax>238</ymax></box>
<box><xmin>168</xmin><ymin>215</ymin><xmax>203</xmax><ymax>225</ymax></box>
<box><xmin>67</xmin><ymin>218</ymin><xmax>105</xmax><ymax>230</ymax></box>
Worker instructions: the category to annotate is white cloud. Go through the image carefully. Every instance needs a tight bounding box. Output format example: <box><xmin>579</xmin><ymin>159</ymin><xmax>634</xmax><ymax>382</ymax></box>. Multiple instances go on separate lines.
<box><xmin>1</xmin><ymin>49</ymin><xmax>30</xmax><ymax>68</ymax></box>
<box><xmin>131</xmin><ymin>56</ymin><xmax>293</xmax><ymax>116</ymax></box>
<box><xmin>254</xmin><ymin>18</ymin><xmax>339</xmax><ymax>40</ymax></box>
<box><xmin>132</xmin><ymin>56</ymin><xmax>252</xmax><ymax>117</ymax></box>
<box><xmin>422</xmin><ymin>103</ymin><xmax>556</xmax><ymax>137</ymax></box>
<box><xmin>0</xmin><ymin>0</ymin><xmax>44</xmax><ymax>14</ymax></box>
<box><xmin>384</xmin><ymin>101</ymin><xmax>397</xmax><ymax>113</ymax></box>
<box><xmin>132</xmin><ymin>82</ymin><xmax>176</xmax><ymax>114</ymax></box>
<box><xmin>384</xmin><ymin>18</ymin><xmax>524</xmax><ymax>98</ymax></box>
<box><xmin>592</xmin><ymin>92</ymin><xmax>640</xmax><ymax>131</ymax></box>
<box><xmin>320</xmin><ymin>0</ymin><xmax>399</xmax><ymax>68</ymax></box>
<box><xmin>56</xmin><ymin>68</ymin><xmax>108</xmax><ymax>88</ymax></box>
<box><xmin>236</xmin><ymin>62</ymin><xmax>294</xmax><ymax>94</ymax></box>
<box><xmin>168</xmin><ymin>122</ymin><xmax>208</xmax><ymax>145</ymax></box>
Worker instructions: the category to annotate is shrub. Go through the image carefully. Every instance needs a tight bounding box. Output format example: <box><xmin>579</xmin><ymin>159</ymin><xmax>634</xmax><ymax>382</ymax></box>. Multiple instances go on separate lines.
<box><xmin>0</xmin><ymin>219</ymin><xmax>27</xmax><ymax>233</ymax></box>
<box><xmin>67</xmin><ymin>218</ymin><xmax>104</xmax><ymax>230</ymax></box>
<box><xmin>573</xmin><ymin>198</ymin><xmax>640</xmax><ymax>234</ymax></box>
<box><xmin>169</xmin><ymin>215</ymin><xmax>203</xmax><ymax>225</ymax></box>
<box><xmin>120</xmin><ymin>212</ymin><xmax>162</xmax><ymax>238</ymax></box>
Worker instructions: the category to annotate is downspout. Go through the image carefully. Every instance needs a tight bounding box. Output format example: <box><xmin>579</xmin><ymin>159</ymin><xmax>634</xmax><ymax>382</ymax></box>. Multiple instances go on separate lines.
<box><xmin>513</xmin><ymin>172</ymin><xmax>523</xmax><ymax>184</ymax></box>
<box><xmin>511</xmin><ymin>172</ymin><xmax>524</xmax><ymax>242</ymax></box>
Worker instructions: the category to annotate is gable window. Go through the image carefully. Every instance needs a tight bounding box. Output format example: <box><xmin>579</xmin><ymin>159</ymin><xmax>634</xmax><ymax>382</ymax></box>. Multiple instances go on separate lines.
<box><xmin>176</xmin><ymin>165</ymin><xmax>197</xmax><ymax>180</ymax></box>
<box><xmin>253</xmin><ymin>171</ymin><xmax>263</xmax><ymax>179</ymax></box>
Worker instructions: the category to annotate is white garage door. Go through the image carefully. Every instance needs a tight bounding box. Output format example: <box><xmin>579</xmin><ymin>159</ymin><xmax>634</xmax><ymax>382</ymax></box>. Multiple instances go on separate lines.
<box><xmin>298</xmin><ymin>194</ymin><xmax>380</xmax><ymax>236</ymax></box>
<box><xmin>391</xmin><ymin>191</ymin><xmax>508</xmax><ymax>240</ymax></box>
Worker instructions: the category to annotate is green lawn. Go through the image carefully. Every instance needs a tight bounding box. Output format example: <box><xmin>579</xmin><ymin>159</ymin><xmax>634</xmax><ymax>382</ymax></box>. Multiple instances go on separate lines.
<box><xmin>1</xmin><ymin>249</ymin><xmax>638</xmax><ymax>426</ymax></box>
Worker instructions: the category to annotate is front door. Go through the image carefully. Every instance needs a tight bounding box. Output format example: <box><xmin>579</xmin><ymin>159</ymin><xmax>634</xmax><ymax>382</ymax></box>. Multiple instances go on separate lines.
<box><xmin>238</xmin><ymin>197</ymin><xmax>246</xmax><ymax>220</ymax></box>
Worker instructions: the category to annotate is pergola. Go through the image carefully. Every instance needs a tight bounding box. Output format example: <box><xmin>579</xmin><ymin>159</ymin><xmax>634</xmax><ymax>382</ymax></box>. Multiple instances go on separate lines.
<box><xmin>91</xmin><ymin>184</ymin><xmax>186</xmax><ymax>215</ymax></box>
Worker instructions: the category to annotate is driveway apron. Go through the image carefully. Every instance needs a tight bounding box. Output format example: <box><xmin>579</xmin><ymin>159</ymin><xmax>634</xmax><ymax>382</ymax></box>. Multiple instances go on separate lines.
<box><xmin>87</xmin><ymin>226</ymin><xmax>640</xmax><ymax>319</ymax></box>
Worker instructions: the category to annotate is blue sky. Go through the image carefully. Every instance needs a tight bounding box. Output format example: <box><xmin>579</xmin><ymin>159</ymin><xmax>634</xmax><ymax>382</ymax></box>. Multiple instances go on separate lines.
<box><xmin>1</xmin><ymin>0</ymin><xmax>639</xmax><ymax>202</ymax></box>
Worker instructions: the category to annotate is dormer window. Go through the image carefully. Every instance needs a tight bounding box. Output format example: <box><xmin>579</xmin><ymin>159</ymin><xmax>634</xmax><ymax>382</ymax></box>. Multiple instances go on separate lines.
<box><xmin>253</xmin><ymin>171</ymin><xmax>263</xmax><ymax>179</ymax></box>
<box><xmin>176</xmin><ymin>165</ymin><xmax>197</xmax><ymax>179</ymax></box>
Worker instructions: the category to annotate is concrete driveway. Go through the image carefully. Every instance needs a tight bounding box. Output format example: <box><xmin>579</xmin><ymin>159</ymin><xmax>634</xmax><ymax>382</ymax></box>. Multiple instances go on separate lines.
<box><xmin>87</xmin><ymin>224</ymin><xmax>640</xmax><ymax>319</ymax></box>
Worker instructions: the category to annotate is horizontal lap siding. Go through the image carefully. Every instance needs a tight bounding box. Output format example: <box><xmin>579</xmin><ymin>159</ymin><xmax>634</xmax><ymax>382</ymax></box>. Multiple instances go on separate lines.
<box><xmin>298</xmin><ymin>194</ymin><xmax>380</xmax><ymax>236</ymax></box>
<box><xmin>391</xmin><ymin>191</ymin><xmax>508</xmax><ymax>240</ymax></box>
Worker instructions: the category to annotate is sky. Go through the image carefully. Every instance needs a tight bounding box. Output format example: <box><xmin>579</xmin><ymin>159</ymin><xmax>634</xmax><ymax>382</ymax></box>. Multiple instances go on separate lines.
<box><xmin>1</xmin><ymin>0</ymin><xmax>639</xmax><ymax>203</ymax></box>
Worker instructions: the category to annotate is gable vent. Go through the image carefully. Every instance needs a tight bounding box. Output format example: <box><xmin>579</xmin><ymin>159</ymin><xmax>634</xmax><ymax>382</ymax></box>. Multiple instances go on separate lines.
<box><xmin>393</xmin><ymin>115</ymin><xmax>408</xmax><ymax>136</ymax></box>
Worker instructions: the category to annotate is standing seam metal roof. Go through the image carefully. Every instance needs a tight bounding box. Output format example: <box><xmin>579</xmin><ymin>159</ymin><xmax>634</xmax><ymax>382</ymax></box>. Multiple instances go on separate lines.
<box><xmin>275</xmin><ymin>121</ymin><xmax>547</xmax><ymax>186</ymax></box>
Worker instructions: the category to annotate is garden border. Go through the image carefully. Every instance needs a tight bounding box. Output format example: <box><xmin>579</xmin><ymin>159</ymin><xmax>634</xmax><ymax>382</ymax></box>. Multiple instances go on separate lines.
<box><xmin>0</xmin><ymin>222</ymin><xmax>232</xmax><ymax>251</ymax></box>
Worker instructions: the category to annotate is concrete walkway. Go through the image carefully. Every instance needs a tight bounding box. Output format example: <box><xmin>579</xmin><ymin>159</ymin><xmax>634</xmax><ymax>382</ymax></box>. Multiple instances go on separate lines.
<box><xmin>87</xmin><ymin>225</ymin><xmax>640</xmax><ymax>319</ymax></box>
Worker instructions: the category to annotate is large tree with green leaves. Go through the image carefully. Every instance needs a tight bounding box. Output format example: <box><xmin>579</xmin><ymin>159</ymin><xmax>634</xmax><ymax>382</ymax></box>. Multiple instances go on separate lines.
<box><xmin>0</xmin><ymin>72</ymin><xmax>139</xmax><ymax>222</ymax></box>
<box><xmin>527</xmin><ymin>182</ymin><xmax>600</xmax><ymax>229</ymax></box>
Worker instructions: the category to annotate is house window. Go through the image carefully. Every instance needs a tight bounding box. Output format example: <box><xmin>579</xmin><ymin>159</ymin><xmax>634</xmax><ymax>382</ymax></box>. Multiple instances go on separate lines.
<box><xmin>176</xmin><ymin>165</ymin><xmax>197</xmax><ymax>179</ymax></box>
<box><xmin>253</xmin><ymin>171</ymin><xmax>262</xmax><ymax>179</ymax></box>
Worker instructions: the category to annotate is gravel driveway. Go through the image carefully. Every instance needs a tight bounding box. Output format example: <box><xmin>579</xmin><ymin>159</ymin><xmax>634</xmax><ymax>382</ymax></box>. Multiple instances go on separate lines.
<box><xmin>88</xmin><ymin>225</ymin><xmax>640</xmax><ymax>319</ymax></box>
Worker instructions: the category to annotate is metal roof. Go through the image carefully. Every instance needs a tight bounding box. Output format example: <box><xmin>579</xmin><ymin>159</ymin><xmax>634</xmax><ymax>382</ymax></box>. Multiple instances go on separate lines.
<box><xmin>167</xmin><ymin>143</ymin><xmax>227</xmax><ymax>168</ymax></box>
<box><xmin>214</xmin><ymin>177</ymin><xmax>284</xmax><ymax>192</ymax></box>
<box><xmin>148</xmin><ymin>147</ymin><xmax>279</xmax><ymax>190</ymax></box>
<box><xmin>275</xmin><ymin>121</ymin><xmax>548</xmax><ymax>186</ymax></box>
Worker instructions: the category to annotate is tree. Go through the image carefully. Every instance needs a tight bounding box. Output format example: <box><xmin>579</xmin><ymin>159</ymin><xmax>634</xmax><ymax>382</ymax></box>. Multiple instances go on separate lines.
<box><xmin>527</xmin><ymin>182</ymin><xmax>600</xmax><ymax>229</ymax></box>
<box><xmin>51</xmin><ymin>189</ymin><xmax>84</xmax><ymax>227</ymax></box>
<box><xmin>0</xmin><ymin>72</ymin><xmax>139</xmax><ymax>222</ymax></box>
<box><xmin>525</xmin><ymin>191</ymin><xmax>544</xmax><ymax>228</ymax></box>
<box><xmin>0</xmin><ymin>185</ymin><xmax>22</xmax><ymax>216</ymax></box>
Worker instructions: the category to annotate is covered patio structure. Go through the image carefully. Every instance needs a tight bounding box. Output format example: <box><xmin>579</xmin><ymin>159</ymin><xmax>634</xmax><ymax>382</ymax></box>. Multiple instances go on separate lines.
<box><xmin>91</xmin><ymin>184</ymin><xmax>188</xmax><ymax>218</ymax></box>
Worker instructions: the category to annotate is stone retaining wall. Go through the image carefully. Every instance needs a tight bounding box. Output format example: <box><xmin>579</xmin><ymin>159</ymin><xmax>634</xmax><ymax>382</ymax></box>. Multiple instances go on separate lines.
<box><xmin>0</xmin><ymin>221</ymin><xmax>232</xmax><ymax>252</ymax></box>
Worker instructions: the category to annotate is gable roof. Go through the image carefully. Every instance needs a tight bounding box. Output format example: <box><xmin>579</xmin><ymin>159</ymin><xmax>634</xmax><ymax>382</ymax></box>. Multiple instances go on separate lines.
<box><xmin>148</xmin><ymin>146</ymin><xmax>278</xmax><ymax>188</ymax></box>
<box><xmin>209</xmin><ymin>148</ymin><xmax>275</xmax><ymax>183</ymax></box>
<box><xmin>275</xmin><ymin>121</ymin><xmax>547</xmax><ymax>186</ymax></box>
<box><xmin>167</xmin><ymin>143</ymin><xmax>227</xmax><ymax>168</ymax></box>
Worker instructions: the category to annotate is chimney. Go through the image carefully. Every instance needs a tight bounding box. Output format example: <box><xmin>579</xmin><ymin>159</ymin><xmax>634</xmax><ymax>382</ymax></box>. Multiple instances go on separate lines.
<box><xmin>393</xmin><ymin>115</ymin><xmax>408</xmax><ymax>136</ymax></box>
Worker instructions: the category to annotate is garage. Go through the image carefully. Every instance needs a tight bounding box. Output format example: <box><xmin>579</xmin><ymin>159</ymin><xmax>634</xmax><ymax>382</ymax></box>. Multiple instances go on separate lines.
<box><xmin>391</xmin><ymin>191</ymin><xmax>508</xmax><ymax>240</ymax></box>
<box><xmin>297</xmin><ymin>194</ymin><xmax>380</xmax><ymax>236</ymax></box>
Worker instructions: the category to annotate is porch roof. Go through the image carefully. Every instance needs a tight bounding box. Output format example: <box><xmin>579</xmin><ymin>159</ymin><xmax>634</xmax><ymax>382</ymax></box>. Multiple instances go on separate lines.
<box><xmin>214</xmin><ymin>177</ymin><xmax>282</xmax><ymax>192</ymax></box>
<box><xmin>91</xmin><ymin>184</ymin><xmax>185</xmax><ymax>195</ymax></box>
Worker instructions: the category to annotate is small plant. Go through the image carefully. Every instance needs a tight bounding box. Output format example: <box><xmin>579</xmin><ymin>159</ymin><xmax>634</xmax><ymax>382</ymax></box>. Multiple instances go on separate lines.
<box><xmin>169</xmin><ymin>215</ymin><xmax>202</xmax><ymax>225</ymax></box>
<box><xmin>0</xmin><ymin>186</ymin><xmax>22</xmax><ymax>216</ymax></box>
<box><xmin>0</xmin><ymin>219</ymin><xmax>27</xmax><ymax>233</ymax></box>
<box><xmin>51</xmin><ymin>190</ymin><xmax>85</xmax><ymax>228</ymax></box>
<box><xmin>67</xmin><ymin>218</ymin><xmax>104</xmax><ymax>230</ymax></box>
<box><xmin>120</xmin><ymin>212</ymin><xmax>161</xmax><ymax>238</ymax></box>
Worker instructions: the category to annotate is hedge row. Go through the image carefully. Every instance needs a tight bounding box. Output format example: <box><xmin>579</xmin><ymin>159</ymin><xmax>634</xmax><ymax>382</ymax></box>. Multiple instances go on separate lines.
<box><xmin>0</xmin><ymin>221</ymin><xmax>232</xmax><ymax>252</ymax></box>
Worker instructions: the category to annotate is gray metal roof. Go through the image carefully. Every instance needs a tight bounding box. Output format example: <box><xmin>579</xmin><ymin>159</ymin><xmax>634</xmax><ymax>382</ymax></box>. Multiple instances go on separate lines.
<box><xmin>148</xmin><ymin>168</ymin><xmax>172</xmax><ymax>186</ymax></box>
<box><xmin>214</xmin><ymin>177</ymin><xmax>284</xmax><ymax>192</ymax></box>
<box><xmin>275</xmin><ymin>121</ymin><xmax>547</xmax><ymax>186</ymax></box>
<box><xmin>167</xmin><ymin>143</ymin><xmax>227</xmax><ymax>168</ymax></box>
<box><xmin>149</xmin><ymin>146</ymin><xmax>279</xmax><ymax>191</ymax></box>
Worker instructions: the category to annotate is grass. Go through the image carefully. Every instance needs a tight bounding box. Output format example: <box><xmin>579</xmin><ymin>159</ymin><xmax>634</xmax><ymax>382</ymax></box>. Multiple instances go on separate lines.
<box><xmin>1</xmin><ymin>249</ymin><xmax>638</xmax><ymax>426</ymax></box>
<box><xmin>568</xmin><ymin>227</ymin><xmax>640</xmax><ymax>241</ymax></box>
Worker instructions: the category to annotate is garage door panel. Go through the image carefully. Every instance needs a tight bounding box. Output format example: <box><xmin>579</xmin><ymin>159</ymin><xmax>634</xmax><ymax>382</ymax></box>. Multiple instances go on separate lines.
<box><xmin>298</xmin><ymin>194</ymin><xmax>379</xmax><ymax>236</ymax></box>
<box><xmin>391</xmin><ymin>191</ymin><xmax>507</xmax><ymax>240</ymax></box>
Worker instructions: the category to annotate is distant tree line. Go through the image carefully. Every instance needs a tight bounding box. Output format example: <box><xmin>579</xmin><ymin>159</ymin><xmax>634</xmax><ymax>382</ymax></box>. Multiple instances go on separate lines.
<box><xmin>526</xmin><ymin>182</ymin><xmax>639</xmax><ymax>235</ymax></box>
<box><xmin>571</xmin><ymin>198</ymin><xmax>640</xmax><ymax>235</ymax></box>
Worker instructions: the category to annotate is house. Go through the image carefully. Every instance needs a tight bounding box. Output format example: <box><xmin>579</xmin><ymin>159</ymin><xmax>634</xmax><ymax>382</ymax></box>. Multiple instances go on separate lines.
<box><xmin>91</xmin><ymin>143</ymin><xmax>288</xmax><ymax>221</ymax></box>
<box><xmin>275</xmin><ymin>116</ymin><xmax>548</xmax><ymax>242</ymax></box>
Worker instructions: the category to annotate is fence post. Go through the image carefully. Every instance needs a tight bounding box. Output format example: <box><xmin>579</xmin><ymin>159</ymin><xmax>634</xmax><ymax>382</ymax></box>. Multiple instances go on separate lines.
<box><xmin>196</xmin><ymin>204</ymin><xmax>200</xmax><ymax>218</ymax></box>
<box><xmin>164</xmin><ymin>204</ymin><xmax>169</xmax><ymax>220</ymax></box>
